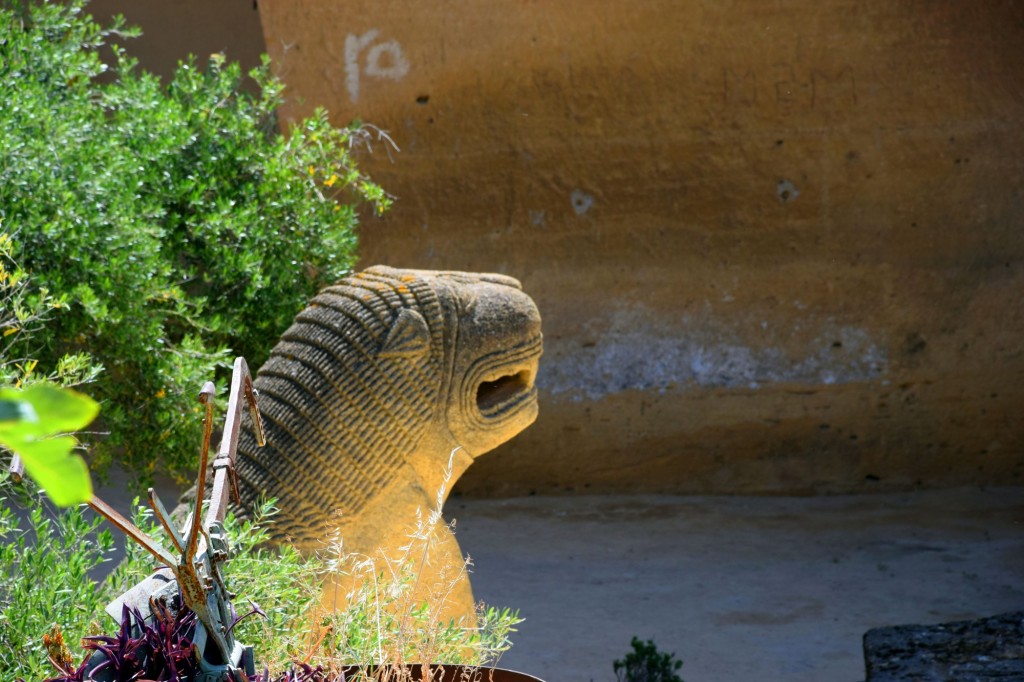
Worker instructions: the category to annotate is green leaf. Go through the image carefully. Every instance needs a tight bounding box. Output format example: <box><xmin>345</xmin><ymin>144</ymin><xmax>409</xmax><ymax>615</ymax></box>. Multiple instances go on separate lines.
<box><xmin>0</xmin><ymin>385</ymin><xmax>98</xmax><ymax>506</ymax></box>
<box><xmin>0</xmin><ymin>384</ymin><xmax>99</xmax><ymax>435</ymax></box>
<box><xmin>6</xmin><ymin>434</ymin><xmax>93</xmax><ymax>506</ymax></box>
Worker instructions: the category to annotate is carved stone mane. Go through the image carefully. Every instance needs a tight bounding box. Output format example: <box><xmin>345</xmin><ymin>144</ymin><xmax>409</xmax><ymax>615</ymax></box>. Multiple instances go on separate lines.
<box><xmin>235</xmin><ymin>270</ymin><xmax>445</xmax><ymax>545</ymax></box>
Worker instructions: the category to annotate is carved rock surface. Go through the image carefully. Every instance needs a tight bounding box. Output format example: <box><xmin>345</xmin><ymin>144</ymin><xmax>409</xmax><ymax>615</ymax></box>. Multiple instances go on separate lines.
<box><xmin>863</xmin><ymin>612</ymin><xmax>1024</xmax><ymax>682</ymax></box>
<box><xmin>225</xmin><ymin>266</ymin><xmax>541</xmax><ymax>623</ymax></box>
<box><xmin>235</xmin><ymin>266</ymin><xmax>542</xmax><ymax>547</ymax></box>
<box><xmin>256</xmin><ymin>1</ymin><xmax>1024</xmax><ymax>497</ymax></box>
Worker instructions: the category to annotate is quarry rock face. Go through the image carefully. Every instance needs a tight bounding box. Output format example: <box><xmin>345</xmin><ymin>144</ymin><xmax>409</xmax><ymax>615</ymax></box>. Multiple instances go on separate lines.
<box><xmin>249</xmin><ymin>2</ymin><xmax>1024</xmax><ymax>495</ymax></box>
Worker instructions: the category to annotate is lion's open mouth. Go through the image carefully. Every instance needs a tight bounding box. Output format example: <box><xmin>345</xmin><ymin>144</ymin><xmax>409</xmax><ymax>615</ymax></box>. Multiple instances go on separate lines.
<box><xmin>476</xmin><ymin>368</ymin><xmax>534</xmax><ymax>414</ymax></box>
<box><xmin>464</xmin><ymin>333</ymin><xmax>542</xmax><ymax>421</ymax></box>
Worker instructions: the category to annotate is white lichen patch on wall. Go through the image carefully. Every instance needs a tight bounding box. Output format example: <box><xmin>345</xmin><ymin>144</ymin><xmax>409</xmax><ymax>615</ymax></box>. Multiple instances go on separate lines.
<box><xmin>539</xmin><ymin>305</ymin><xmax>888</xmax><ymax>400</ymax></box>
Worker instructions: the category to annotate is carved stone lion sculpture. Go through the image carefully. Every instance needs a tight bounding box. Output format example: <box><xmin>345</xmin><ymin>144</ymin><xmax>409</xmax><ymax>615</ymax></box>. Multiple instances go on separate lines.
<box><xmin>231</xmin><ymin>266</ymin><xmax>542</xmax><ymax>622</ymax></box>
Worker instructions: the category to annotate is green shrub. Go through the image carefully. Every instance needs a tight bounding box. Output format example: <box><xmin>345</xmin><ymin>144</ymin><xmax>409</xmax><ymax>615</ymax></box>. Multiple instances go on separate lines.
<box><xmin>0</xmin><ymin>231</ymin><xmax>100</xmax><ymax>389</ymax></box>
<box><xmin>614</xmin><ymin>637</ymin><xmax>685</xmax><ymax>682</ymax></box>
<box><xmin>0</xmin><ymin>0</ymin><xmax>390</xmax><ymax>485</ymax></box>
<box><xmin>1</xmin><ymin>229</ymin><xmax>103</xmax><ymax>506</ymax></box>
<box><xmin>0</xmin><ymin>482</ymin><xmax>155</xmax><ymax>680</ymax></box>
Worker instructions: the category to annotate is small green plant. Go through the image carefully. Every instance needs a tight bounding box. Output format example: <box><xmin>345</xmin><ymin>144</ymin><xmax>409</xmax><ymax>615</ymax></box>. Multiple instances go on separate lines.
<box><xmin>613</xmin><ymin>637</ymin><xmax>685</xmax><ymax>682</ymax></box>
<box><xmin>0</xmin><ymin>384</ymin><xmax>99</xmax><ymax>506</ymax></box>
<box><xmin>220</xmin><ymin>499</ymin><xmax>327</xmax><ymax>665</ymax></box>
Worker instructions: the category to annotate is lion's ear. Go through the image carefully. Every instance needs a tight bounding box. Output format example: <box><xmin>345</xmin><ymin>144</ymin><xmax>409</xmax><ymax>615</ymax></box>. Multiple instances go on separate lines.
<box><xmin>379</xmin><ymin>308</ymin><xmax>430</xmax><ymax>359</ymax></box>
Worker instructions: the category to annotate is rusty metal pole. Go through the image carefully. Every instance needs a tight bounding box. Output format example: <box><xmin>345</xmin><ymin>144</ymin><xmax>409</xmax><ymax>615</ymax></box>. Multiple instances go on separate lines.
<box><xmin>206</xmin><ymin>356</ymin><xmax>263</xmax><ymax>528</ymax></box>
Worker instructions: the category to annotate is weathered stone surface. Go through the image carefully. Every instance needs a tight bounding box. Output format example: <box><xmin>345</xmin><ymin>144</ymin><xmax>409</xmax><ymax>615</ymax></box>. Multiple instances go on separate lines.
<box><xmin>255</xmin><ymin>0</ymin><xmax>1024</xmax><ymax>496</ymax></box>
<box><xmin>864</xmin><ymin>612</ymin><xmax>1024</xmax><ymax>681</ymax></box>
<box><xmin>233</xmin><ymin>266</ymin><xmax>542</xmax><ymax>619</ymax></box>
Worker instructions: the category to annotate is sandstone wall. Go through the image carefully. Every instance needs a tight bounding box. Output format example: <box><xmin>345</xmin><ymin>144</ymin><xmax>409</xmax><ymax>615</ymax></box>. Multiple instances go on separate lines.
<box><xmin>256</xmin><ymin>1</ymin><xmax>1024</xmax><ymax>495</ymax></box>
<box><xmin>106</xmin><ymin>1</ymin><xmax>1024</xmax><ymax>495</ymax></box>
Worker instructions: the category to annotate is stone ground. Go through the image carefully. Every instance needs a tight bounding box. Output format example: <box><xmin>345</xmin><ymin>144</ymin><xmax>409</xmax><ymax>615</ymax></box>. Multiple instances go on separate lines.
<box><xmin>448</xmin><ymin>487</ymin><xmax>1024</xmax><ymax>682</ymax></box>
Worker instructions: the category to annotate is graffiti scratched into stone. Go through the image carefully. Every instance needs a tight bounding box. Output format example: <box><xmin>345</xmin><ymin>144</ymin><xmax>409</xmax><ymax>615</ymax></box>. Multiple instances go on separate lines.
<box><xmin>345</xmin><ymin>29</ymin><xmax>410</xmax><ymax>102</ymax></box>
<box><xmin>720</xmin><ymin>63</ymin><xmax>857</xmax><ymax>111</ymax></box>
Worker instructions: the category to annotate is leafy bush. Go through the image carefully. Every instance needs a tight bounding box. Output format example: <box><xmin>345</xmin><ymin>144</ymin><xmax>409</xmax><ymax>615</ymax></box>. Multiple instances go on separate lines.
<box><xmin>614</xmin><ymin>637</ymin><xmax>685</xmax><ymax>682</ymax></box>
<box><xmin>1</xmin><ymin>230</ymin><xmax>104</xmax><ymax>505</ymax></box>
<box><xmin>0</xmin><ymin>483</ymin><xmax>154</xmax><ymax>680</ymax></box>
<box><xmin>0</xmin><ymin>231</ymin><xmax>100</xmax><ymax>389</ymax></box>
<box><xmin>0</xmin><ymin>0</ymin><xmax>390</xmax><ymax>484</ymax></box>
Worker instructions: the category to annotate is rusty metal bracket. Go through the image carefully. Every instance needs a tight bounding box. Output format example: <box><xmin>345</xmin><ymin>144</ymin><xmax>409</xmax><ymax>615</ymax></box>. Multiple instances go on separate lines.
<box><xmin>206</xmin><ymin>357</ymin><xmax>263</xmax><ymax>527</ymax></box>
<box><xmin>79</xmin><ymin>356</ymin><xmax>265</xmax><ymax>680</ymax></box>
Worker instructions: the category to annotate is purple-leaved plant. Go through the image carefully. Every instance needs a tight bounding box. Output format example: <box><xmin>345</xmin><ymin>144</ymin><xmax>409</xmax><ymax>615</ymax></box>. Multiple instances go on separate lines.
<box><xmin>45</xmin><ymin>602</ymin><xmax>198</xmax><ymax>682</ymax></box>
<box><xmin>39</xmin><ymin>599</ymin><xmax>347</xmax><ymax>681</ymax></box>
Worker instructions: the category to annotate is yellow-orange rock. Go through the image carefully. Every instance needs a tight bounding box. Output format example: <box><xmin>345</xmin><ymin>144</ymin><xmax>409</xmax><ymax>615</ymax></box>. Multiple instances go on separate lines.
<box><xmin>256</xmin><ymin>1</ymin><xmax>1024</xmax><ymax>495</ymax></box>
<box><xmin>233</xmin><ymin>267</ymin><xmax>542</xmax><ymax>621</ymax></box>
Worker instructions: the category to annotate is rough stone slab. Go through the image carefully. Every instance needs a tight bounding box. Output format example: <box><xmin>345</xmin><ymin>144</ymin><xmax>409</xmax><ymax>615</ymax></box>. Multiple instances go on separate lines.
<box><xmin>864</xmin><ymin>611</ymin><xmax>1024</xmax><ymax>681</ymax></box>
